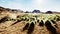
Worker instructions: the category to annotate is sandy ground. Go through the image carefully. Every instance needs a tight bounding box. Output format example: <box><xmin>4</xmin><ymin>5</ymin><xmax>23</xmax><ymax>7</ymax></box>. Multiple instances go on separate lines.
<box><xmin>0</xmin><ymin>12</ymin><xmax>60</xmax><ymax>34</ymax></box>
<box><xmin>0</xmin><ymin>20</ymin><xmax>60</xmax><ymax>34</ymax></box>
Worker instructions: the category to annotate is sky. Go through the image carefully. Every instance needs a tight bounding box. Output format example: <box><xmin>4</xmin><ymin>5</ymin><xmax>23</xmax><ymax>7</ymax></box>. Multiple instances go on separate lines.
<box><xmin>0</xmin><ymin>0</ymin><xmax>60</xmax><ymax>12</ymax></box>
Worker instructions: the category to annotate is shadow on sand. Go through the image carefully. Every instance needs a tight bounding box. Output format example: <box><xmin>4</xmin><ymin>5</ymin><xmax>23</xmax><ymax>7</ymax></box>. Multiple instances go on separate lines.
<box><xmin>0</xmin><ymin>16</ymin><xmax>7</xmax><ymax>23</ymax></box>
<box><xmin>51</xmin><ymin>20</ymin><xmax>58</xmax><ymax>28</ymax></box>
<box><xmin>39</xmin><ymin>20</ymin><xmax>44</xmax><ymax>27</ymax></box>
<box><xmin>27</xmin><ymin>22</ymin><xmax>35</xmax><ymax>34</ymax></box>
<box><xmin>45</xmin><ymin>20</ymin><xmax>57</xmax><ymax>34</ymax></box>
<box><xmin>22</xmin><ymin>23</ymin><xmax>29</xmax><ymax>31</ymax></box>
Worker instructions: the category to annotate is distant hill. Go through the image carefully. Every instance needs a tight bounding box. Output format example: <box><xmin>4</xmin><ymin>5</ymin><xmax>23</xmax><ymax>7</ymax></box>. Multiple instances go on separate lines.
<box><xmin>45</xmin><ymin>11</ymin><xmax>60</xmax><ymax>14</ymax></box>
<box><xmin>0</xmin><ymin>6</ymin><xmax>23</xmax><ymax>13</ymax></box>
<box><xmin>32</xmin><ymin>10</ymin><xmax>40</xmax><ymax>13</ymax></box>
<box><xmin>0</xmin><ymin>6</ymin><xmax>60</xmax><ymax>14</ymax></box>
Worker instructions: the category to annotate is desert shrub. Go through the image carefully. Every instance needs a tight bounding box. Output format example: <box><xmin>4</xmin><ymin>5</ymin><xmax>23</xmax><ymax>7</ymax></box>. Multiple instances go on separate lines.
<box><xmin>56</xmin><ymin>17</ymin><xmax>60</xmax><ymax>21</ymax></box>
<box><xmin>37</xmin><ymin>19</ymin><xmax>40</xmax><ymax>23</ymax></box>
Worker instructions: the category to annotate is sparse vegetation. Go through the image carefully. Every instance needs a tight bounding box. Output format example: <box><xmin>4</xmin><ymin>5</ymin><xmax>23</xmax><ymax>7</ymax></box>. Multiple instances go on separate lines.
<box><xmin>0</xmin><ymin>6</ymin><xmax>60</xmax><ymax>34</ymax></box>
<box><xmin>0</xmin><ymin>12</ymin><xmax>60</xmax><ymax>34</ymax></box>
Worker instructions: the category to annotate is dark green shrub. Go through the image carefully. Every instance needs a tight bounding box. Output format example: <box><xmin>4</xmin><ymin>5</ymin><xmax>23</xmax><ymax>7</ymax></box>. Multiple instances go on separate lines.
<box><xmin>56</xmin><ymin>17</ymin><xmax>60</xmax><ymax>21</ymax></box>
<box><xmin>37</xmin><ymin>19</ymin><xmax>39</xmax><ymax>23</ymax></box>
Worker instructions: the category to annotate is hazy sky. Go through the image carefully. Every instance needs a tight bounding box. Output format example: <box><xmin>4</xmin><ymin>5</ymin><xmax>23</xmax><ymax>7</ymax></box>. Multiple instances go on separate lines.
<box><xmin>0</xmin><ymin>0</ymin><xmax>60</xmax><ymax>12</ymax></box>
